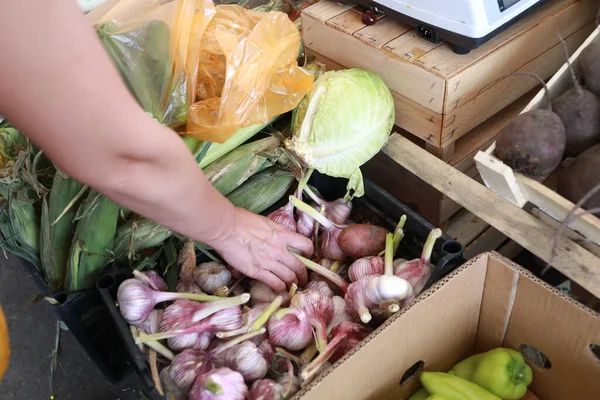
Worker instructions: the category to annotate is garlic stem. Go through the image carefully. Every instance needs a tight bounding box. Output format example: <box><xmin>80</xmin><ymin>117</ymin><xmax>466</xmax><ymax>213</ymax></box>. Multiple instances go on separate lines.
<box><xmin>313</xmin><ymin>205</ymin><xmax>324</xmax><ymax>253</ymax></box>
<box><xmin>421</xmin><ymin>228</ymin><xmax>442</xmax><ymax>265</ymax></box>
<box><xmin>283</xmin><ymin>358</ymin><xmax>296</xmax><ymax>398</ymax></box>
<box><xmin>132</xmin><ymin>270</ymin><xmax>158</xmax><ymax>291</ymax></box>
<box><xmin>330</xmin><ymin>261</ymin><xmax>341</xmax><ymax>273</ymax></box>
<box><xmin>384</xmin><ymin>233</ymin><xmax>394</xmax><ymax>276</ymax></box>
<box><xmin>228</xmin><ymin>277</ymin><xmax>245</xmax><ymax>295</ymax></box>
<box><xmin>274</xmin><ymin>307</ymin><xmax>298</xmax><ymax>320</ymax></box>
<box><xmin>289</xmin><ymin>196</ymin><xmax>345</xmax><ymax>230</ymax></box>
<box><xmin>295</xmin><ymin>168</ymin><xmax>314</xmax><ymax>197</ymax></box>
<box><xmin>300</xmin><ymin>332</ymin><xmax>346</xmax><ymax>384</ymax></box>
<box><xmin>286</xmin><ymin>283</ymin><xmax>298</xmax><ymax>304</ymax></box>
<box><xmin>393</xmin><ymin>229</ymin><xmax>405</xmax><ymax>255</ymax></box>
<box><xmin>205</xmin><ymin>380</ymin><xmax>224</xmax><ymax>396</ymax></box>
<box><xmin>215</xmin><ymin>286</ymin><xmax>230</xmax><ymax>297</ymax></box>
<box><xmin>299</xmin><ymin>343</ymin><xmax>318</xmax><ymax>365</ymax></box>
<box><xmin>153</xmin><ymin>291</ymin><xmax>223</xmax><ymax>303</ymax></box>
<box><xmin>249</xmin><ymin>295</ymin><xmax>284</xmax><ymax>330</ymax></box>
<box><xmin>359</xmin><ymin>304</ymin><xmax>372</xmax><ymax>324</ymax></box>
<box><xmin>210</xmin><ymin>328</ymin><xmax>267</xmax><ymax>356</ymax></box>
<box><xmin>190</xmin><ymin>294</ymin><xmax>250</xmax><ymax>323</ymax></box>
<box><xmin>302</xmin><ymin>184</ymin><xmax>327</xmax><ymax>207</ymax></box>
<box><xmin>130</xmin><ymin>326</ymin><xmax>144</xmax><ymax>353</ymax></box>
<box><xmin>149</xmin><ymin>350</ymin><xmax>164</xmax><ymax>396</ymax></box>
<box><xmin>137</xmin><ymin>331</ymin><xmax>175</xmax><ymax>360</ymax></box>
<box><xmin>275</xmin><ymin>347</ymin><xmax>300</xmax><ymax>364</ymax></box>
<box><xmin>291</xmin><ymin>252</ymin><xmax>349</xmax><ymax>294</ymax></box>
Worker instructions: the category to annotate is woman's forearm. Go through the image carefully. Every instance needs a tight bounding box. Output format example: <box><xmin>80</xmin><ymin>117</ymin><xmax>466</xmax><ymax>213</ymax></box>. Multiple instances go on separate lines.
<box><xmin>0</xmin><ymin>1</ymin><xmax>236</xmax><ymax>247</ymax></box>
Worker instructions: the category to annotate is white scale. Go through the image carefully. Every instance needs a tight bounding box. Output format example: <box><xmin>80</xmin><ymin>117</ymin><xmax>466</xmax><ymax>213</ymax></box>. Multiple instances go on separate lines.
<box><xmin>346</xmin><ymin>0</ymin><xmax>548</xmax><ymax>54</ymax></box>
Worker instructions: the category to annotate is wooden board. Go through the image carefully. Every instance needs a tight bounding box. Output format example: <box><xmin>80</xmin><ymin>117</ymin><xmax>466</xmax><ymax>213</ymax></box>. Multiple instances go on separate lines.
<box><xmin>474</xmin><ymin>27</ymin><xmax>600</xmax><ymax>247</ymax></box>
<box><xmin>301</xmin><ymin>0</ymin><xmax>597</xmax><ymax>153</ymax></box>
<box><xmin>383</xmin><ymin>134</ymin><xmax>600</xmax><ymax>299</ymax></box>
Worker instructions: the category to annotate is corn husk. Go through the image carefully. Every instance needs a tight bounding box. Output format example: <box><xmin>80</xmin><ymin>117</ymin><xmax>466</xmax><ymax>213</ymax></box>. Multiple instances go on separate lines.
<box><xmin>227</xmin><ymin>168</ymin><xmax>295</xmax><ymax>214</ymax></box>
<box><xmin>113</xmin><ymin>218</ymin><xmax>172</xmax><ymax>259</ymax></box>
<box><xmin>40</xmin><ymin>173</ymin><xmax>86</xmax><ymax>292</ymax></box>
<box><xmin>0</xmin><ymin>196</ymin><xmax>40</xmax><ymax>268</ymax></box>
<box><xmin>203</xmin><ymin>137</ymin><xmax>282</xmax><ymax>196</ymax></box>
<box><xmin>64</xmin><ymin>189</ymin><xmax>119</xmax><ymax>292</ymax></box>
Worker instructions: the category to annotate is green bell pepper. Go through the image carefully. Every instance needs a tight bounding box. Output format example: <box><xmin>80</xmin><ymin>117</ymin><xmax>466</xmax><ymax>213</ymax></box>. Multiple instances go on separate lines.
<box><xmin>449</xmin><ymin>348</ymin><xmax>533</xmax><ymax>400</ymax></box>
<box><xmin>408</xmin><ymin>388</ymin><xmax>430</xmax><ymax>400</ymax></box>
<box><xmin>420</xmin><ymin>372</ymin><xmax>502</xmax><ymax>400</ymax></box>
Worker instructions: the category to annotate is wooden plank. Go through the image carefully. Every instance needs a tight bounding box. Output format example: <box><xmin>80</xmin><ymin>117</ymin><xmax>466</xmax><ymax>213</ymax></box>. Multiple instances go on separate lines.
<box><xmin>446</xmin><ymin>209</ymin><xmax>490</xmax><ymax>247</ymax></box>
<box><xmin>474</xmin><ymin>150</ymin><xmax>528</xmax><ymax>207</ymax></box>
<box><xmin>440</xmin><ymin>21</ymin><xmax>596</xmax><ymax>146</ymax></box>
<box><xmin>418</xmin><ymin>0</ymin><xmax>581</xmax><ymax>81</ymax></box>
<box><xmin>530</xmin><ymin>208</ymin><xmax>600</xmax><ymax>259</ymax></box>
<box><xmin>305</xmin><ymin>48</ymin><xmax>443</xmax><ymax>145</ymax></box>
<box><xmin>301</xmin><ymin>13</ymin><xmax>446</xmax><ymax>113</ymax></box>
<box><xmin>353</xmin><ymin>16</ymin><xmax>412</xmax><ymax>49</ymax></box>
<box><xmin>302</xmin><ymin>1</ymin><xmax>351</xmax><ymax>22</ymax></box>
<box><xmin>496</xmin><ymin>240</ymin><xmax>525</xmax><ymax>260</ymax></box>
<box><xmin>517</xmin><ymin>175</ymin><xmax>600</xmax><ymax>246</ymax></box>
<box><xmin>383</xmin><ymin>29</ymin><xmax>444</xmax><ymax>63</ymax></box>
<box><xmin>464</xmin><ymin>227</ymin><xmax>508</xmax><ymax>259</ymax></box>
<box><xmin>382</xmin><ymin>134</ymin><xmax>600</xmax><ymax>299</ymax></box>
<box><xmin>326</xmin><ymin>9</ymin><xmax>365</xmax><ymax>35</ymax></box>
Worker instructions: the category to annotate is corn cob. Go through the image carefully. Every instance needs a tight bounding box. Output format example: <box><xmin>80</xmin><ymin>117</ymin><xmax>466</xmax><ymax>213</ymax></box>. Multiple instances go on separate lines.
<box><xmin>8</xmin><ymin>194</ymin><xmax>40</xmax><ymax>257</ymax></box>
<box><xmin>113</xmin><ymin>218</ymin><xmax>172</xmax><ymax>259</ymax></box>
<box><xmin>64</xmin><ymin>189</ymin><xmax>119</xmax><ymax>292</ymax></box>
<box><xmin>203</xmin><ymin>137</ymin><xmax>282</xmax><ymax>196</ymax></box>
<box><xmin>227</xmin><ymin>167</ymin><xmax>295</xmax><ymax>214</ymax></box>
<box><xmin>0</xmin><ymin>196</ymin><xmax>39</xmax><ymax>268</ymax></box>
<box><xmin>40</xmin><ymin>174</ymin><xmax>85</xmax><ymax>292</ymax></box>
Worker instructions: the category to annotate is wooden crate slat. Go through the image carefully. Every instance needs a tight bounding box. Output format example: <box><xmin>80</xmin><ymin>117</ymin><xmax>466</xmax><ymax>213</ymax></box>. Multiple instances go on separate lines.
<box><xmin>325</xmin><ymin>8</ymin><xmax>365</xmax><ymax>35</ymax></box>
<box><xmin>440</xmin><ymin>21</ymin><xmax>597</xmax><ymax>146</ymax></box>
<box><xmin>383</xmin><ymin>30</ymin><xmax>445</xmax><ymax>63</ymax></box>
<box><xmin>353</xmin><ymin>16</ymin><xmax>412</xmax><ymax>49</ymax></box>
<box><xmin>383</xmin><ymin>134</ymin><xmax>600</xmax><ymax>299</ymax></box>
<box><xmin>302</xmin><ymin>0</ymin><xmax>351</xmax><ymax>22</ymax></box>
<box><xmin>301</xmin><ymin>12</ymin><xmax>446</xmax><ymax>114</ymax></box>
<box><xmin>442</xmin><ymin>0</ymin><xmax>596</xmax><ymax>114</ymax></box>
<box><xmin>415</xmin><ymin>0</ymin><xmax>581</xmax><ymax>79</ymax></box>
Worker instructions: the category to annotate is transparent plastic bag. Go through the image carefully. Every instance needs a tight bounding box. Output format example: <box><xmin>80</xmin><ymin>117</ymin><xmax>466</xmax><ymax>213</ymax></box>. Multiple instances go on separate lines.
<box><xmin>91</xmin><ymin>0</ymin><xmax>313</xmax><ymax>143</ymax></box>
<box><xmin>91</xmin><ymin>0</ymin><xmax>214</xmax><ymax>127</ymax></box>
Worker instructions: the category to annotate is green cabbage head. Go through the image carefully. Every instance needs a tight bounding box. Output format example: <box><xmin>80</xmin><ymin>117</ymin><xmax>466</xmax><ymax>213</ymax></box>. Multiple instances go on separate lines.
<box><xmin>285</xmin><ymin>68</ymin><xmax>395</xmax><ymax>199</ymax></box>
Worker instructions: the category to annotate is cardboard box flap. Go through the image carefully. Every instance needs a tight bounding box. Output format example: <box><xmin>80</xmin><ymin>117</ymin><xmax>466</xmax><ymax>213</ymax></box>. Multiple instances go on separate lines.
<box><xmin>493</xmin><ymin>256</ymin><xmax>600</xmax><ymax>400</ymax></box>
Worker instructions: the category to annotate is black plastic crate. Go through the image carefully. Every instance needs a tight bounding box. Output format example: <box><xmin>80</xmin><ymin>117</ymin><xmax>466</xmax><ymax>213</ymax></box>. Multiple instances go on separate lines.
<box><xmin>97</xmin><ymin>176</ymin><xmax>465</xmax><ymax>399</ymax></box>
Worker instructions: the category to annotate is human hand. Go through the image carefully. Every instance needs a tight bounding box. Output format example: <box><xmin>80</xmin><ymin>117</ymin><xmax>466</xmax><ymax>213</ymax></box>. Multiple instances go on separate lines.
<box><xmin>211</xmin><ymin>207</ymin><xmax>314</xmax><ymax>292</ymax></box>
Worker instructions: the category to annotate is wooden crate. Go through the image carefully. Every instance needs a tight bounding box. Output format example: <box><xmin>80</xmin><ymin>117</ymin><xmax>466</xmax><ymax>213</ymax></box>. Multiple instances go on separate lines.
<box><xmin>301</xmin><ymin>0</ymin><xmax>597</xmax><ymax>161</ymax></box>
<box><xmin>380</xmin><ymin>133</ymin><xmax>600</xmax><ymax>300</ymax></box>
<box><xmin>474</xmin><ymin>27</ymin><xmax>600</xmax><ymax>247</ymax></box>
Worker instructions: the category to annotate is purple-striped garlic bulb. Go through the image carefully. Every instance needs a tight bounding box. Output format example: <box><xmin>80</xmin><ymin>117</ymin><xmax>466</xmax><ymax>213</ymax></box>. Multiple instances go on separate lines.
<box><xmin>133</xmin><ymin>270</ymin><xmax>167</xmax><ymax>291</ymax></box>
<box><xmin>267</xmin><ymin>202</ymin><xmax>297</xmax><ymax>232</ymax></box>
<box><xmin>223</xmin><ymin>340</ymin><xmax>270</xmax><ymax>381</ymax></box>
<box><xmin>327</xmin><ymin>296</ymin><xmax>352</xmax><ymax>335</ymax></box>
<box><xmin>136</xmin><ymin>309</ymin><xmax>163</xmax><ymax>335</ymax></box>
<box><xmin>176</xmin><ymin>279</ymin><xmax>205</xmax><ymax>294</ymax></box>
<box><xmin>195</xmin><ymin>261</ymin><xmax>232</xmax><ymax>295</ymax></box>
<box><xmin>291</xmin><ymin>289</ymin><xmax>334</xmax><ymax>352</ymax></box>
<box><xmin>348</xmin><ymin>256</ymin><xmax>384</xmax><ymax>282</ymax></box>
<box><xmin>189</xmin><ymin>368</ymin><xmax>248</xmax><ymax>400</ymax></box>
<box><xmin>306</xmin><ymin>280</ymin><xmax>334</xmax><ymax>298</ymax></box>
<box><xmin>168</xmin><ymin>331</ymin><xmax>214</xmax><ymax>352</ymax></box>
<box><xmin>168</xmin><ymin>349</ymin><xmax>210</xmax><ymax>394</ymax></box>
<box><xmin>267</xmin><ymin>307</ymin><xmax>313</xmax><ymax>351</ymax></box>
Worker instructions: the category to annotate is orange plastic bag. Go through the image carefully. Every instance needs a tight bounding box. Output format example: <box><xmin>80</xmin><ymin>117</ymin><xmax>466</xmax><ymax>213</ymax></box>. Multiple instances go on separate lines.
<box><xmin>89</xmin><ymin>0</ymin><xmax>214</xmax><ymax>127</ymax></box>
<box><xmin>90</xmin><ymin>0</ymin><xmax>313</xmax><ymax>143</ymax></box>
<box><xmin>185</xmin><ymin>4</ymin><xmax>314</xmax><ymax>143</ymax></box>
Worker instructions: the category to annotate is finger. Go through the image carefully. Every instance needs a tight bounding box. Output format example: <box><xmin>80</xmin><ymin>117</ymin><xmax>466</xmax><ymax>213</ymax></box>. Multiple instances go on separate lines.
<box><xmin>287</xmin><ymin>231</ymin><xmax>314</xmax><ymax>258</ymax></box>
<box><xmin>266</xmin><ymin>261</ymin><xmax>298</xmax><ymax>288</ymax></box>
<box><xmin>281</xmin><ymin>250</ymin><xmax>309</xmax><ymax>287</ymax></box>
<box><xmin>254</xmin><ymin>269</ymin><xmax>287</xmax><ymax>293</ymax></box>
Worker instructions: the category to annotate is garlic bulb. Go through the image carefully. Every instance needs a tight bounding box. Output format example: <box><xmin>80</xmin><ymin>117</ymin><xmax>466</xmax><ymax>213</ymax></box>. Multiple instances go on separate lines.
<box><xmin>169</xmin><ymin>349</ymin><xmax>210</xmax><ymax>394</ymax></box>
<box><xmin>300</xmin><ymin>321</ymin><xmax>369</xmax><ymax>384</ymax></box>
<box><xmin>291</xmin><ymin>289</ymin><xmax>334</xmax><ymax>352</ymax></box>
<box><xmin>348</xmin><ymin>256</ymin><xmax>384</xmax><ymax>282</ymax></box>
<box><xmin>303</xmin><ymin>186</ymin><xmax>352</xmax><ymax>224</ymax></box>
<box><xmin>393</xmin><ymin>228</ymin><xmax>442</xmax><ymax>296</ymax></box>
<box><xmin>136</xmin><ymin>309</ymin><xmax>163</xmax><ymax>335</ymax></box>
<box><xmin>267</xmin><ymin>308</ymin><xmax>313</xmax><ymax>351</ymax></box>
<box><xmin>267</xmin><ymin>202</ymin><xmax>297</xmax><ymax>232</ymax></box>
<box><xmin>345</xmin><ymin>275</ymin><xmax>412</xmax><ymax>324</ymax></box>
<box><xmin>296</xmin><ymin>209</ymin><xmax>315</xmax><ymax>237</ymax></box>
<box><xmin>321</xmin><ymin>228</ymin><xmax>345</xmax><ymax>261</ymax></box>
<box><xmin>249</xmin><ymin>379</ymin><xmax>283</xmax><ymax>400</ymax></box>
<box><xmin>116</xmin><ymin>278</ymin><xmax>222</xmax><ymax>325</ymax></box>
<box><xmin>305</xmin><ymin>280</ymin><xmax>334</xmax><ymax>297</ymax></box>
<box><xmin>223</xmin><ymin>341</ymin><xmax>269</xmax><ymax>381</ymax></box>
<box><xmin>189</xmin><ymin>368</ymin><xmax>248</xmax><ymax>400</ymax></box>
<box><xmin>160</xmin><ymin>367</ymin><xmax>187</xmax><ymax>400</ymax></box>
<box><xmin>133</xmin><ymin>270</ymin><xmax>168</xmax><ymax>291</ymax></box>
<box><xmin>196</xmin><ymin>261</ymin><xmax>232</xmax><ymax>295</ymax></box>
<box><xmin>168</xmin><ymin>331</ymin><xmax>214</xmax><ymax>352</ymax></box>
<box><xmin>250</xmin><ymin>281</ymin><xmax>278</xmax><ymax>304</ymax></box>
<box><xmin>327</xmin><ymin>296</ymin><xmax>352</xmax><ymax>335</ymax></box>
<box><xmin>176</xmin><ymin>279</ymin><xmax>204</xmax><ymax>294</ymax></box>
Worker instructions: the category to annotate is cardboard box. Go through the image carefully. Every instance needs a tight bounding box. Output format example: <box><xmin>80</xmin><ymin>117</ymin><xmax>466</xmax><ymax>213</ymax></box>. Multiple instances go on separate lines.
<box><xmin>294</xmin><ymin>252</ymin><xmax>600</xmax><ymax>400</ymax></box>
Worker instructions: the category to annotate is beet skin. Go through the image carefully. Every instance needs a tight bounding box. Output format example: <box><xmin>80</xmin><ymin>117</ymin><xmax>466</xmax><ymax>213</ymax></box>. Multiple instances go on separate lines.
<box><xmin>556</xmin><ymin>143</ymin><xmax>600</xmax><ymax>211</ymax></box>
<box><xmin>338</xmin><ymin>224</ymin><xmax>390</xmax><ymax>259</ymax></box>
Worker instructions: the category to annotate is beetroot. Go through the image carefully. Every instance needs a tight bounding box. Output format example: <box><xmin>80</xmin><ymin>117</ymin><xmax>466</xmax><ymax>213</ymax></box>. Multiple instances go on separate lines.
<box><xmin>495</xmin><ymin>73</ymin><xmax>566</xmax><ymax>178</ymax></box>
<box><xmin>338</xmin><ymin>224</ymin><xmax>390</xmax><ymax>259</ymax></box>
<box><xmin>553</xmin><ymin>35</ymin><xmax>600</xmax><ymax>157</ymax></box>
<box><xmin>580</xmin><ymin>36</ymin><xmax>600</xmax><ymax>97</ymax></box>
<box><xmin>556</xmin><ymin>144</ymin><xmax>600</xmax><ymax>212</ymax></box>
